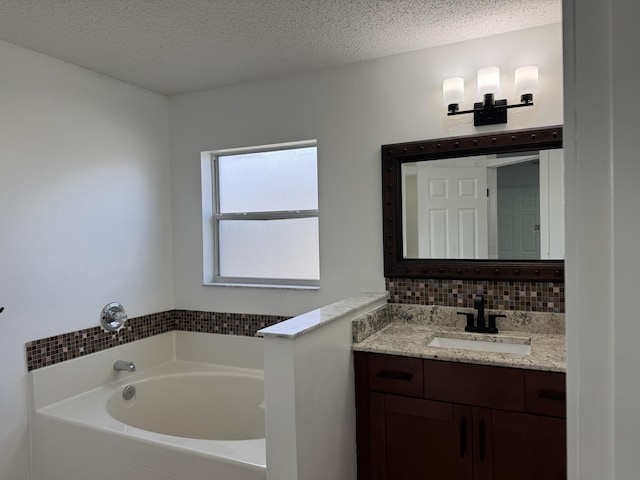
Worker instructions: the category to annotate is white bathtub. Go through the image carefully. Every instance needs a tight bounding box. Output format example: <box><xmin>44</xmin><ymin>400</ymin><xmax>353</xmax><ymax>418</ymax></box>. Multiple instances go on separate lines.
<box><xmin>32</xmin><ymin>358</ymin><xmax>267</xmax><ymax>480</ymax></box>
<box><xmin>107</xmin><ymin>371</ymin><xmax>265</xmax><ymax>441</ymax></box>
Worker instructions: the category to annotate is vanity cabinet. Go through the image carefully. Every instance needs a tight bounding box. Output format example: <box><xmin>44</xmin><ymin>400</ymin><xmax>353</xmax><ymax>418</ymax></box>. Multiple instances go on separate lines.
<box><xmin>354</xmin><ymin>352</ymin><xmax>566</xmax><ymax>480</ymax></box>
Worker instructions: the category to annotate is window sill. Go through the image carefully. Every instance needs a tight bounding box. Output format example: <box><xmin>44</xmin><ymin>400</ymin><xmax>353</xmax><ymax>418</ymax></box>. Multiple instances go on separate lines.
<box><xmin>203</xmin><ymin>282</ymin><xmax>320</xmax><ymax>291</ymax></box>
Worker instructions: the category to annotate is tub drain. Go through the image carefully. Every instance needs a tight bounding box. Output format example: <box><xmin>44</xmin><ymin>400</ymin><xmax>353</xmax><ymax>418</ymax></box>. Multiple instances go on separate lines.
<box><xmin>122</xmin><ymin>384</ymin><xmax>135</xmax><ymax>401</ymax></box>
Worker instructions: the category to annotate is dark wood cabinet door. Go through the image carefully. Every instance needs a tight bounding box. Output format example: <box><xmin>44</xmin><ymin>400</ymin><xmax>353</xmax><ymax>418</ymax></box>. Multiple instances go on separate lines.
<box><xmin>356</xmin><ymin>352</ymin><xmax>567</xmax><ymax>480</ymax></box>
<box><xmin>490</xmin><ymin>409</ymin><xmax>567</xmax><ymax>480</ymax></box>
<box><xmin>375</xmin><ymin>394</ymin><xmax>473</xmax><ymax>480</ymax></box>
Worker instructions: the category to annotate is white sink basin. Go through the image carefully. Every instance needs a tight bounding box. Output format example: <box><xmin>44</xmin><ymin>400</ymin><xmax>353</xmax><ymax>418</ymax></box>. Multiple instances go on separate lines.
<box><xmin>428</xmin><ymin>335</ymin><xmax>532</xmax><ymax>355</ymax></box>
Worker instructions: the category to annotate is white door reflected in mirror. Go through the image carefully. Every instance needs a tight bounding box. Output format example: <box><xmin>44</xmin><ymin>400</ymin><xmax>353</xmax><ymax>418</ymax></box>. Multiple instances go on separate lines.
<box><xmin>402</xmin><ymin>149</ymin><xmax>564</xmax><ymax>260</ymax></box>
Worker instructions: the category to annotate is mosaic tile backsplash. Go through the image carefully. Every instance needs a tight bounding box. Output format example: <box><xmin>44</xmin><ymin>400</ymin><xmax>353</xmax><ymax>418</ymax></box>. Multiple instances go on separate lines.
<box><xmin>174</xmin><ymin>310</ymin><xmax>290</xmax><ymax>336</ymax></box>
<box><xmin>386</xmin><ymin>278</ymin><xmax>565</xmax><ymax>313</ymax></box>
<box><xmin>26</xmin><ymin>310</ymin><xmax>289</xmax><ymax>371</ymax></box>
<box><xmin>27</xmin><ymin>279</ymin><xmax>564</xmax><ymax>371</ymax></box>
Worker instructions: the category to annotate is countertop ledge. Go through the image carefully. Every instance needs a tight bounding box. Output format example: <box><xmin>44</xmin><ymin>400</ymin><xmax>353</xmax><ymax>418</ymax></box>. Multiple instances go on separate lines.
<box><xmin>353</xmin><ymin>322</ymin><xmax>566</xmax><ymax>373</ymax></box>
<box><xmin>258</xmin><ymin>292</ymin><xmax>388</xmax><ymax>339</ymax></box>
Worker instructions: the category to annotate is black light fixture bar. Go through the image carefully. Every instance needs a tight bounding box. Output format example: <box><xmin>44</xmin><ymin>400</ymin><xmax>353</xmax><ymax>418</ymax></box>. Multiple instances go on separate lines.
<box><xmin>447</xmin><ymin>94</ymin><xmax>534</xmax><ymax>126</ymax></box>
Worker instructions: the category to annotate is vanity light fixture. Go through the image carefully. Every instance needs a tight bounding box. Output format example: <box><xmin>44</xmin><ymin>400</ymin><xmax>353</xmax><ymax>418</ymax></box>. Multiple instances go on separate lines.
<box><xmin>443</xmin><ymin>66</ymin><xmax>538</xmax><ymax>126</ymax></box>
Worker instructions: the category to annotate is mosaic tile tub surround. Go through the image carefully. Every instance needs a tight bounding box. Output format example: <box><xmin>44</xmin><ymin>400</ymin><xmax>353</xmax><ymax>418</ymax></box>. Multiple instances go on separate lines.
<box><xmin>386</xmin><ymin>278</ymin><xmax>565</xmax><ymax>313</ymax></box>
<box><xmin>26</xmin><ymin>309</ymin><xmax>289</xmax><ymax>371</ymax></box>
<box><xmin>27</xmin><ymin>278</ymin><xmax>566</xmax><ymax>372</ymax></box>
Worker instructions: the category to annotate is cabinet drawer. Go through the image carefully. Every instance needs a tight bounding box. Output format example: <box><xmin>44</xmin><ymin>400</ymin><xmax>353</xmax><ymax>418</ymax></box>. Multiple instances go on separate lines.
<box><xmin>525</xmin><ymin>370</ymin><xmax>566</xmax><ymax>418</ymax></box>
<box><xmin>424</xmin><ymin>360</ymin><xmax>524</xmax><ymax>411</ymax></box>
<box><xmin>368</xmin><ymin>353</ymin><xmax>423</xmax><ymax>397</ymax></box>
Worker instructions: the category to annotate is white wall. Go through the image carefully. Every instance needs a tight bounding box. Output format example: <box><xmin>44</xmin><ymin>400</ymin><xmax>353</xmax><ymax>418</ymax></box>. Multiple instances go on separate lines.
<box><xmin>564</xmin><ymin>1</ymin><xmax>640</xmax><ymax>479</ymax></box>
<box><xmin>5</xmin><ymin>8</ymin><xmax>640</xmax><ymax>477</ymax></box>
<box><xmin>169</xmin><ymin>23</ymin><xmax>564</xmax><ymax>317</ymax></box>
<box><xmin>262</xmin><ymin>294</ymin><xmax>388</xmax><ymax>480</ymax></box>
<box><xmin>0</xmin><ymin>22</ymin><xmax>565</xmax><ymax>480</ymax></box>
<box><xmin>0</xmin><ymin>41</ymin><xmax>173</xmax><ymax>480</ymax></box>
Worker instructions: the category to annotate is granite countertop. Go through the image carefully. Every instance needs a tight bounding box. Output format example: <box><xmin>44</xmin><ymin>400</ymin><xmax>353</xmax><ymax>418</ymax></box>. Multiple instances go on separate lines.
<box><xmin>352</xmin><ymin>305</ymin><xmax>566</xmax><ymax>373</ymax></box>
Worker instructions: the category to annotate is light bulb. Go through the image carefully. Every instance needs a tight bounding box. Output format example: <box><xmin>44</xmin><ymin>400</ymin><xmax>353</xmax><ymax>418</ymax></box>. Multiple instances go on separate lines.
<box><xmin>443</xmin><ymin>77</ymin><xmax>464</xmax><ymax>107</ymax></box>
<box><xmin>515</xmin><ymin>66</ymin><xmax>539</xmax><ymax>98</ymax></box>
<box><xmin>477</xmin><ymin>67</ymin><xmax>500</xmax><ymax>97</ymax></box>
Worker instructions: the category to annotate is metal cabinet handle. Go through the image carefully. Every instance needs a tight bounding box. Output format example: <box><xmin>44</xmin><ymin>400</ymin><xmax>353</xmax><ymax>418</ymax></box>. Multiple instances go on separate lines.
<box><xmin>538</xmin><ymin>389</ymin><xmax>566</xmax><ymax>401</ymax></box>
<box><xmin>479</xmin><ymin>418</ymin><xmax>487</xmax><ymax>461</ymax></box>
<box><xmin>459</xmin><ymin>416</ymin><xmax>467</xmax><ymax>457</ymax></box>
<box><xmin>376</xmin><ymin>370</ymin><xmax>413</xmax><ymax>382</ymax></box>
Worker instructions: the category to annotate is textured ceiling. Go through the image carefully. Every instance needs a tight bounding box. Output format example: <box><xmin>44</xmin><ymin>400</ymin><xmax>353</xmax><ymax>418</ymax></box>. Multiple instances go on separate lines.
<box><xmin>0</xmin><ymin>0</ymin><xmax>561</xmax><ymax>96</ymax></box>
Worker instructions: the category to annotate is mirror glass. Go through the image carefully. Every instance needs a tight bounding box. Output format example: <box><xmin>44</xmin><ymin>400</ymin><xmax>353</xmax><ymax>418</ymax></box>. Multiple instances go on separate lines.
<box><xmin>401</xmin><ymin>148</ymin><xmax>564</xmax><ymax>260</ymax></box>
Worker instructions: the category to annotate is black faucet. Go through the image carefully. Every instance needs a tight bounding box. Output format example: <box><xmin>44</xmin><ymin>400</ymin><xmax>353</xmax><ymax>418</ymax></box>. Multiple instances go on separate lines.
<box><xmin>457</xmin><ymin>295</ymin><xmax>503</xmax><ymax>334</ymax></box>
<box><xmin>474</xmin><ymin>294</ymin><xmax>486</xmax><ymax>329</ymax></box>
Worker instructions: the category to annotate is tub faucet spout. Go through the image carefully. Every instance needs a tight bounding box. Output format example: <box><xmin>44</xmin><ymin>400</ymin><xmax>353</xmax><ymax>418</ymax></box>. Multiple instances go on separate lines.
<box><xmin>114</xmin><ymin>360</ymin><xmax>136</xmax><ymax>372</ymax></box>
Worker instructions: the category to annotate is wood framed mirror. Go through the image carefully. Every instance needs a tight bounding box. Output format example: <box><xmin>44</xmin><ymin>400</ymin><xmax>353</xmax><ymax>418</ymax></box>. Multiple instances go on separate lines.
<box><xmin>382</xmin><ymin>126</ymin><xmax>563</xmax><ymax>281</ymax></box>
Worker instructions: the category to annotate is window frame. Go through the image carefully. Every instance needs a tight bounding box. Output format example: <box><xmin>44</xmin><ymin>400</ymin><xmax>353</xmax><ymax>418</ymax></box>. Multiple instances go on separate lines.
<box><xmin>201</xmin><ymin>140</ymin><xmax>320</xmax><ymax>289</ymax></box>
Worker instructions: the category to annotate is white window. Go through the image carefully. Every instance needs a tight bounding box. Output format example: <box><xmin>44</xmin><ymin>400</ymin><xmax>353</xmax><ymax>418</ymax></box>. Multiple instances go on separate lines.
<box><xmin>201</xmin><ymin>141</ymin><xmax>319</xmax><ymax>288</ymax></box>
